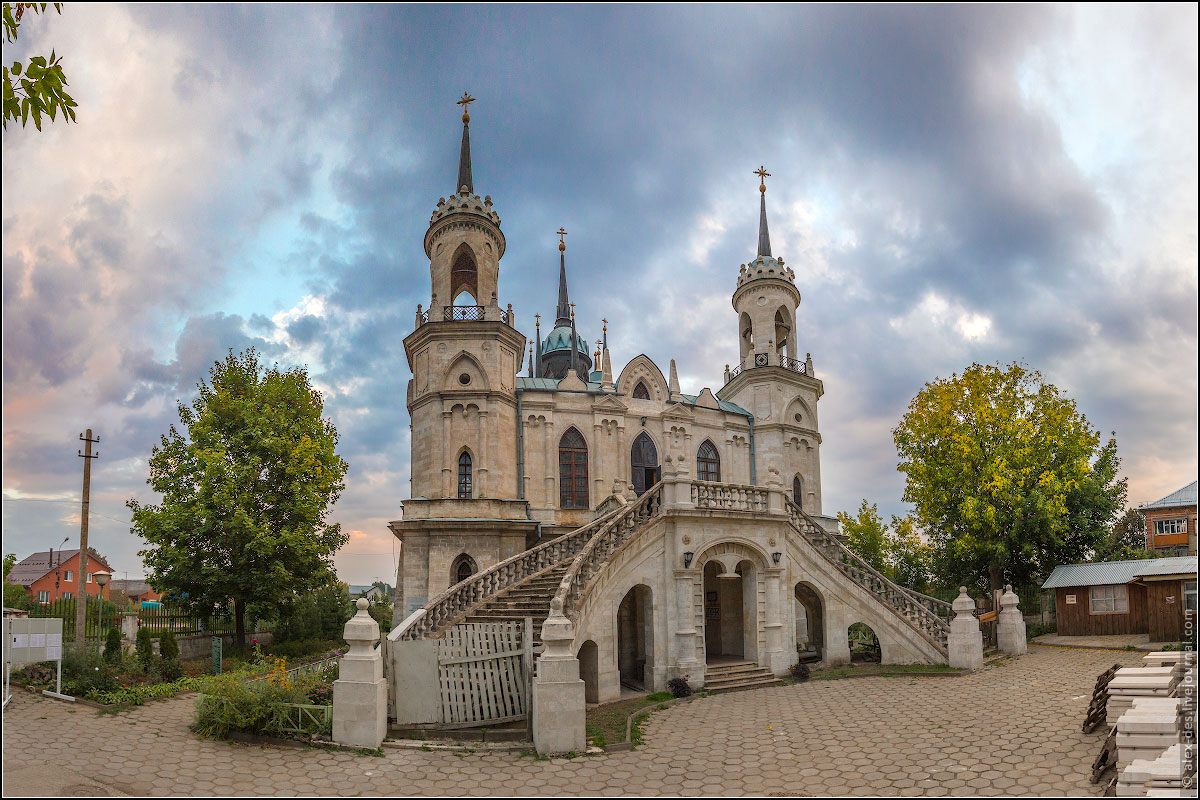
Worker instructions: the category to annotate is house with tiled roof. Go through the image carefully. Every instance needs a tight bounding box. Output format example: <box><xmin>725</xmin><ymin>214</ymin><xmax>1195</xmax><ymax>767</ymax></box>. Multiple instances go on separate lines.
<box><xmin>7</xmin><ymin>549</ymin><xmax>116</xmax><ymax>604</ymax></box>
<box><xmin>1139</xmin><ymin>480</ymin><xmax>1197</xmax><ymax>557</ymax></box>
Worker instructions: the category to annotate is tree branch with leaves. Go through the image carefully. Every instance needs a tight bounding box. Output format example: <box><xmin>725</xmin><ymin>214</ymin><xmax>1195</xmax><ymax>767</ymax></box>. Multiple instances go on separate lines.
<box><xmin>3</xmin><ymin>2</ymin><xmax>76</xmax><ymax>131</ymax></box>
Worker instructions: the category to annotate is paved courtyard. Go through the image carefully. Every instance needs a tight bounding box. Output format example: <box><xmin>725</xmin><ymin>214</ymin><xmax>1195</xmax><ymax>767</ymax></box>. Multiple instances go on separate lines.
<box><xmin>3</xmin><ymin>645</ymin><xmax>1140</xmax><ymax>797</ymax></box>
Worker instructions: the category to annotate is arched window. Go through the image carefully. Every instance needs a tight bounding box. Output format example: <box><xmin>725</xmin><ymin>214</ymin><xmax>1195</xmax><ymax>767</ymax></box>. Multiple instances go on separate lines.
<box><xmin>633</xmin><ymin>381</ymin><xmax>650</xmax><ymax>400</ymax></box>
<box><xmin>450</xmin><ymin>244</ymin><xmax>478</xmax><ymax>304</ymax></box>
<box><xmin>792</xmin><ymin>475</ymin><xmax>803</xmax><ymax>508</ymax></box>
<box><xmin>697</xmin><ymin>440</ymin><xmax>721</xmax><ymax>483</ymax></box>
<box><xmin>457</xmin><ymin>451</ymin><xmax>473</xmax><ymax>499</ymax></box>
<box><xmin>451</xmin><ymin>553</ymin><xmax>477</xmax><ymax>585</ymax></box>
<box><xmin>559</xmin><ymin>428</ymin><xmax>589</xmax><ymax>509</ymax></box>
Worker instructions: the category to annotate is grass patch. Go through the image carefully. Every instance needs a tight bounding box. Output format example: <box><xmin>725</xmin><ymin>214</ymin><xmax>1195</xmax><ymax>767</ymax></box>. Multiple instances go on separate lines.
<box><xmin>585</xmin><ymin>693</ymin><xmax>680</xmax><ymax>748</ymax></box>
<box><xmin>809</xmin><ymin>663</ymin><xmax>961</xmax><ymax>680</ymax></box>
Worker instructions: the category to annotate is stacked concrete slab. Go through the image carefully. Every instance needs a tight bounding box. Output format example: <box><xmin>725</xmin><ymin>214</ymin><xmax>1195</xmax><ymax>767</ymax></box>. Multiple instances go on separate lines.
<box><xmin>1115</xmin><ymin>697</ymin><xmax>1183</xmax><ymax>770</ymax></box>
<box><xmin>1111</xmin><ymin>652</ymin><xmax>1197</xmax><ymax>797</ymax></box>
<box><xmin>1108</xmin><ymin>670</ymin><xmax>1181</xmax><ymax>725</ymax></box>
<box><xmin>1118</xmin><ymin>743</ymin><xmax>1191</xmax><ymax>797</ymax></box>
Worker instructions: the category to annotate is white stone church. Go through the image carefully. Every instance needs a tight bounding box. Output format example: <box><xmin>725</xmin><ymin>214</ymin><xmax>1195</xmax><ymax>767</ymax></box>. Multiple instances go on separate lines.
<box><xmin>376</xmin><ymin>97</ymin><xmax>985</xmax><ymax>753</ymax></box>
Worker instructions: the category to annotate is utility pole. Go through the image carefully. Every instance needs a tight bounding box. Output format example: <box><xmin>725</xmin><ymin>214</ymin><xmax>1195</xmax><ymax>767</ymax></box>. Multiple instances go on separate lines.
<box><xmin>75</xmin><ymin>429</ymin><xmax>99</xmax><ymax>654</ymax></box>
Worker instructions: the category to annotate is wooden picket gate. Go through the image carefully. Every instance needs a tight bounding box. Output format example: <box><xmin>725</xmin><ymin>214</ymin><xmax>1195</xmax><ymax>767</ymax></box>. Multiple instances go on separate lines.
<box><xmin>436</xmin><ymin>619</ymin><xmax>533</xmax><ymax>727</ymax></box>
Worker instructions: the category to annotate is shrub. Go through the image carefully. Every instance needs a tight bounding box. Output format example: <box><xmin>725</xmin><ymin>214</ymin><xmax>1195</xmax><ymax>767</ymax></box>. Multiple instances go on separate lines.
<box><xmin>135</xmin><ymin>626</ymin><xmax>154</xmax><ymax>670</ymax></box>
<box><xmin>667</xmin><ymin>677</ymin><xmax>692</xmax><ymax>698</ymax></box>
<box><xmin>104</xmin><ymin>626</ymin><xmax>123</xmax><ymax>664</ymax></box>
<box><xmin>160</xmin><ymin>657</ymin><xmax>184</xmax><ymax>682</ymax></box>
<box><xmin>193</xmin><ymin>672</ymin><xmax>331</xmax><ymax>740</ymax></box>
<box><xmin>61</xmin><ymin>650</ymin><xmax>118</xmax><ymax>697</ymax></box>
<box><xmin>789</xmin><ymin>662</ymin><xmax>811</xmax><ymax>682</ymax></box>
<box><xmin>159</xmin><ymin>630</ymin><xmax>180</xmax><ymax>661</ymax></box>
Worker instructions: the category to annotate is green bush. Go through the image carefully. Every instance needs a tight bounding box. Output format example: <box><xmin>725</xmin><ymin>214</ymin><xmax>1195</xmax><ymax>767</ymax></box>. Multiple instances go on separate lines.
<box><xmin>789</xmin><ymin>662</ymin><xmax>811</xmax><ymax>682</ymax></box>
<box><xmin>61</xmin><ymin>650</ymin><xmax>118</xmax><ymax>697</ymax></box>
<box><xmin>159</xmin><ymin>630</ymin><xmax>180</xmax><ymax>661</ymax></box>
<box><xmin>135</xmin><ymin>626</ymin><xmax>154</xmax><ymax>670</ymax></box>
<box><xmin>160</xmin><ymin>657</ymin><xmax>184</xmax><ymax>682</ymax></box>
<box><xmin>193</xmin><ymin>672</ymin><xmax>331</xmax><ymax>740</ymax></box>
<box><xmin>104</xmin><ymin>626</ymin><xmax>123</xmax><ymax>664</ymax></box>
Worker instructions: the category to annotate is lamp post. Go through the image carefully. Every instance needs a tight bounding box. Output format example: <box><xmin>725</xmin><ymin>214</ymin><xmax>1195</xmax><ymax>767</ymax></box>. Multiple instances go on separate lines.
<box><xmin>93</xmin><ymin>570</ymin><xmax>111</xmax><ymax>650</ymax></box>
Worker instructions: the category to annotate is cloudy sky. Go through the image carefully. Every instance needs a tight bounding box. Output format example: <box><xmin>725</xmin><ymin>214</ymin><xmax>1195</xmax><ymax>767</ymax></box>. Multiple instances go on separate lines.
<box><xmin>3</xmin><ymin>4</ymin><xmax>1196</xmax><ymax>586</ymax></box>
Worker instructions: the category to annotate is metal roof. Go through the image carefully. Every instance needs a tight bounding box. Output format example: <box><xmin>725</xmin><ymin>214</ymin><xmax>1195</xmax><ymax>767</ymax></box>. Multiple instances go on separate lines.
<box><xmin>1042</xmin><ymin>557</ymin><xmax>1198</xmax><ymax>589</ymax></box>
<box><xmin>1139</xmin><ymin>481</ymin><xmax>1197</xmax><ymax>511</ymax></box>
<box><xmin>6</xmin><ymin>549</ymin><xmax>114</xmax><ymax>587</ymax></box>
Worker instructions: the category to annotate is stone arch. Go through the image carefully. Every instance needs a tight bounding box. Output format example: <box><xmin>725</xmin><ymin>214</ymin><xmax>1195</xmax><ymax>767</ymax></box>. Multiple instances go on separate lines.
<box><xmin>616</xmin><ymin>584</ymin><xmax>653</xmax><ymax>689</ymax></box>
<box><xmin>450</xmin><ymin>242</ymin><xmax>478</xmax><ymax>304</ymax></box>
<box><xmin>616</xmin><ymin>354</ymin><xmax>668</xmax><ymax>401</ymax></box>
<box><xmin>694</xmin><ymin>539</ymin><xmax>771</xmax><ymax>574</ymax></box>
<box><xmin>450</xmin><ymin>553</ymin><xmax>477</xmax><ymax>585</ymax></box>
<box><xmin>577</xmin><ymin>639</ymin><xmax>600</xmax><ymax>704</ymax></box>
<box><xmin>443</xmin><ymin>351</ymin><xmax>490</xmax><ymax>392</ymax></box>
<box><xmin>696</xmin><ymin>541</ymin><xmax>768</xmax><ymax>664</ymax></box>
<box><xmin>785</xmin><ymin>395</ymin><xmax>814</xmax><ymax>428</ymax></box>
<box><xmin>847</xmin><ymin>621</ymin><xmax>882</xmax><ymax>663</ymax></box>
<box><xmin>559</xmin><ymin>426</ymin><xmax>589</xmax><ymax>509</ymax></box>
<box><xmin>632</xmin><ymin>381</ymin><xmax>650</xmax><ymax>399</ymax></box>
<box><xmin>739</xmin><ymin>311</ymin><xmax>754</xmax><ymax>362</ymax></box>
<box><xmin>774</xmin><ymin>306</ymin><xmax>793</xmax><ymax>361</ymax></box>
<box><xmin>630</xmin><ymin>431</ymin><xmax>660</xmax><ymax>496</ymax></box>
<box><xmin>794</xmin><ymin>581</ymin><xmax>824</xmax><ymax>661</ymax></box>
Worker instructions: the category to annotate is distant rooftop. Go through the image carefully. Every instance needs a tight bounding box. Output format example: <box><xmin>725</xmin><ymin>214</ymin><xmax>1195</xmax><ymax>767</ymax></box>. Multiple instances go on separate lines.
<box><xmin>7</xmin><ymin>549</ymin><xmax>114</xmax><ymax>587</ymax></box>
<box><xmin>515</xmin><ymin>378</ymin><xmax>752</xmax><ymax>417</ymax></box>
<box><xmin>1042</xmin><ymin>556</ymin><xmax>1197</xmax><ymax>589</ymax></box>
<box><xmin>1139</xmin><ymin>481</ymin><xmax>1198</xmax><ymax>511</ymax></box>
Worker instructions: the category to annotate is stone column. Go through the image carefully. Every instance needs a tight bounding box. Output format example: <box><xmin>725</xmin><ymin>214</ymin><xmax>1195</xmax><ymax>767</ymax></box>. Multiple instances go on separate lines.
<box><xmin>441</xmin><ymin>410</ymin><xmax>452</xmax><ymax>498</ymax></box>
<box><xmin>532</xmin><ymin>608</ymin><xmax>586</xmax><ymax>755</ymax></box>
<box><xmin>477</xmin><ymin>408</ymin><xmax>489</xmax><ymax>498</ymax></box>
<box><xmin>333</xmin><ymin>598</ymin><xmax>387</xmax><ymax>749</ymax></box>
<box><xmin>997</xmin><ymin>584</ymin><xmax>1027</xmax><ymax>656</ymax></box>
<box><xmin>947</xmin><ymin>587</ymin><xmax>984</xmax><ymax>670</ymax></box>
<box><xmin>673</xmin><ymin>569</ymin><xmax>702</xmax><ymax>685</ymax></box>
<box><xmin>543</xmin><ymin>420</ymin><xmax>556</xmax><ymax>510</ymax></box>
<box><xmin>763</xmin><ymin>566</ymin><xmax>786</xmax><ymax>674</ymax></box>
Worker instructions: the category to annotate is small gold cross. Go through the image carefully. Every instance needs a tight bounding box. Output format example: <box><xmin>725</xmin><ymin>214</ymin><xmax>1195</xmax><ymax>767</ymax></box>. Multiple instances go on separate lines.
<box><xmin>602</xmin><ymin>318</ymin><xmax>608</xmax><ymax>334</ymax></box>
<box><xmin>534</xmin><ymin>313</ymin><xmax>541</xmax><ymax>326</ymax></box>
<box><xmin>556</xmin><ymin>227</ymin><xmax>568</xmax><ymax>252</ymax></box>
<box><xmin>457</xmin><ymin>92</ymin><xmax>475</xmax><ymax>122</ymax></box>
<box><xmin>569</xmin><ymin>302</ymin><xmax>576</xmax><ymax>320</ymax></box>
<box><xmin>755</xmin><ymin>165</ymin><xmax>771</xmax><ymax>192</ymax></box>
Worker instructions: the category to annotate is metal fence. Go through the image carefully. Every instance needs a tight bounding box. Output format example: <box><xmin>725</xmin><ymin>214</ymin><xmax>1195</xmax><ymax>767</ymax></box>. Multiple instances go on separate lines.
<box><xmin>27</xmin><ymin>597</ymin><xmax>119</xmax><ymax>643</ymax></box>
<box><xmin>27</xmin><ymin>598</ymin><xmax>264</xmax><ymax>643</ymax></box>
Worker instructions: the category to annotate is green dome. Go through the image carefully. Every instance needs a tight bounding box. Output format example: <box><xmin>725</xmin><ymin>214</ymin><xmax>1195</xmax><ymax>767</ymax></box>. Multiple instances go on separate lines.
<box><xmin>539</xmin><ymin>325</ymin><xmax>589</xmax><ymax>356</ymax></box>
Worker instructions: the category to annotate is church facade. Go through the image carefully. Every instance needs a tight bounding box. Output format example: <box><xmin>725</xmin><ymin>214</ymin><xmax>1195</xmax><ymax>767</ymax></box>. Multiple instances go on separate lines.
<box><xmin>386</xmin><ymin>99</ymin><xmax>954</xmax><ymax>742</ymax></box>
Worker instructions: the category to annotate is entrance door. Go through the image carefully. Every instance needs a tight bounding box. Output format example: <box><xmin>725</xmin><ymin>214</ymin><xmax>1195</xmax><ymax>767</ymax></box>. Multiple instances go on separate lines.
<box><xmin>631</xmin><ymin>433</ymin><xmax>659</xmax><ymax>496</ymax></box>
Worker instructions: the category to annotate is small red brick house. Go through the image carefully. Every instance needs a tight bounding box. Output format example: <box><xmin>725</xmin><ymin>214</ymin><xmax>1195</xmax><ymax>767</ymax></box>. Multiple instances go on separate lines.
<box><xmin>7</xmin><ymin>549</ymin><xmax>116</xmax><ymax>604</ymax></box>
<box><xmin>1139</xmin><ymin>481</ymin><xmax>1197</xmax><ymax>557</ymax></box>
<box><xmin>1042</xmin><ymin>557</ymin><xmax>1197</xmax><ymax>642</ymax></box>
<box><xmin>109</xmin><ymin>578</ymin><xmax>163</xmax><ymax>604</ymax></box>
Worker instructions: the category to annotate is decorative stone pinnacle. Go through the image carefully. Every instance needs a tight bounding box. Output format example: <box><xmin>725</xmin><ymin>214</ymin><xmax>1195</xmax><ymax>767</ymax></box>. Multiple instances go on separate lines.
<box><xmin>356</xmin><ymin>597</ymin><xmax>369</xmax><ymax>610</ymax></box>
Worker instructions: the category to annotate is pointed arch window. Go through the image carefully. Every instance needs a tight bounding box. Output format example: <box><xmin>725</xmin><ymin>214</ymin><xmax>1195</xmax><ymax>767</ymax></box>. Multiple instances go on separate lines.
<box><xmin>633</xmin><ymin>381</ymin><xmax>651</xmax><ymax>400</ymax></box>
<box><xmin>792</xmin><ymin>475</ymin><xmax>803</xmax><ymax>508</ymax></box>
<box><xmin>457</xmin><ymin>451</ymin><xmax>473</xmax><ymax>499</ymax></box>
<box><xmin>559</xmin><ymin>427</ymin><xmax>589</xmax><ymax>508</ymax></box>
<box><xmin>451</xmin><ymin>553</ymin><xmax>477</xmax><ymax>585</ymax></box>
<box><xmin>697</xmin><ymin>440</ymin><xmax>721</xmax><ymax>483</ymax></box>
<box><xmin>450</xmin><ymin>244</ymin><xmax>479</xmax><ymax>304</ymax></box>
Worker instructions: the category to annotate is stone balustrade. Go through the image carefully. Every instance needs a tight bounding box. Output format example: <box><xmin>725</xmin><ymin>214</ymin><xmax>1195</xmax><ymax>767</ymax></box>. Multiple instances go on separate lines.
<box><xmin>690</xmin><ymin>480</ymin><xmax>769</xmax><ymax>512</ymax></box>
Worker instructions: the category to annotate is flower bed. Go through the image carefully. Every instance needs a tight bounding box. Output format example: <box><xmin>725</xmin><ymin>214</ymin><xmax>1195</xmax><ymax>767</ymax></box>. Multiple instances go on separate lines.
<box><xmin>192</xmin><ymin>659</ymin><xmax>335</xmax><ymax>740</ymax></box>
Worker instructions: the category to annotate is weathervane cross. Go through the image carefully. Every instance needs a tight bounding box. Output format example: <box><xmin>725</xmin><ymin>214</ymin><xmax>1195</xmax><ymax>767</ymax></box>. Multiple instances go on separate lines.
<box><xmin>754</xmin><ymin>165</ymin><xmax>771</xmax><ymax>192</ymax></box>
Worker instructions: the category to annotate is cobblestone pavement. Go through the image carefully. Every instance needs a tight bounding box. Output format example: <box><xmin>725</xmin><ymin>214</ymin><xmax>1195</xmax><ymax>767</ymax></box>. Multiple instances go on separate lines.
<box><xmin>3</xmin><ymin>646</ymin><xmax>1141</xmax><ymax>797</ymax></box>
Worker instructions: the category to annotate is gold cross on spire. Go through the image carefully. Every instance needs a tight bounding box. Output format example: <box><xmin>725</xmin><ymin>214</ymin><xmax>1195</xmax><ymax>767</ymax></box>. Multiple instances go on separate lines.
<box><xmin>457</xmin><ymin>92</ymin><xmax>475</xmax><ymax>123</ymax></box>
<box><xmin>556</xmin><ymin>226</ymin><xmax>568</xmax><ymax>253</ymax></box>
<box><xmin>754</xmin><ymin>165</ymin><xmax>771</xmax><ymax>193</ymax></box>
<box><xmin>569</xmin><ymin>302</ymin><xmax>576</xmax><ymax>320</ymax></box>
<box><xmin>602</xmin><ymin>318</ymin><xmax>608</xmax><ymax>334</ymax></box>
<box><xmin>534</xmin><ymin>312</ymin><xmax>541</xmax><ymax>326</ymax></box>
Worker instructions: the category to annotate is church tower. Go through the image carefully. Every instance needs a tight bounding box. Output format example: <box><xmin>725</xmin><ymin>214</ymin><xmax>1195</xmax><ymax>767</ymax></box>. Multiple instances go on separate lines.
<box><xmin>717</xmin><ymin>167</ymin><xmax>825</xmax><ymax>513</ymax></box>
<box><xmin>403</xmin><ymin>94</ymin><xmax>527</xmax><ymax>502</ymax></box>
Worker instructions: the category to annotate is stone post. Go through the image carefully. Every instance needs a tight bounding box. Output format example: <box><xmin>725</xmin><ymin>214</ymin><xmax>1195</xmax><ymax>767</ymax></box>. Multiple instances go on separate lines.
<box><xmin>997</xmin><ymin>584</ymin><xmax>1027</xmax><ymax>656</ymax></box>
<box><xmin>119</xmin><ymin>612</ymin><xmax>139</xmax><ymax>649</ymax></box>
<box><xmin>948</xmin><ymin>587</ymin><xmax>984</xmax><ymax>670</ymax></box>
<box><xmin>333</xmin><ymin>598</ymin><xmax>387</xmax><ymax>749</ymax></box>
<box><xmin>673</xmin><ymin>569</ymin><xmax>702</xmax><ymax>684</ymax></box>
<box><xmin>765</xmin><ymin>466</ymin><xmax>784</xmax><ymax>515</ymax></box>
<box><xmin>532</xmin><ymin>606</ymin><xmax>586</xmax><ymax>755</ymax></box>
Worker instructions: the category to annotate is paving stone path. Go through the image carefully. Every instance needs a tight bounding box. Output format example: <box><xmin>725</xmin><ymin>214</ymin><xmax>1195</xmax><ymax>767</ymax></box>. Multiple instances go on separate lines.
<box><xmin>2</xmin><ymin>646</ymin><xmax>1140</xmax><ymax>797</ymax></box>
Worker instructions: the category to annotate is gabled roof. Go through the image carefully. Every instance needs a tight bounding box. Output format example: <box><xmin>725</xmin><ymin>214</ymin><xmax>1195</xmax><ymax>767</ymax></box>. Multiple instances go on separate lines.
<box><xmin>7</xmin><ymin>550</ymin><xmax>114</xmax><ymax>587</ymax></box>
<box><xmin>1042</xmin><ymin>557</ymin><xmax>1197</xmax><ymax>589</ymax></box>
<box><xmin>1139</xmin><ymin>481</ymin><xmax>1198</xmax><ymax>511</ymax></box>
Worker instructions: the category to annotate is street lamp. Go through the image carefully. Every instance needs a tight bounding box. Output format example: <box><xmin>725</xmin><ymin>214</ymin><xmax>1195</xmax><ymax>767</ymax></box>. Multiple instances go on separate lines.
<box><xmin>93</xmin><ymin>570</ymin><xmax>111</xmax><ymax>649</ymax></box>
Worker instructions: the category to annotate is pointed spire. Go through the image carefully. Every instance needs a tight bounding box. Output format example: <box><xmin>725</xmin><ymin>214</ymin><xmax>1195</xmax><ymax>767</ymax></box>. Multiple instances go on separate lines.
<box><xmin>456</xmin><ymin>92</ymin><xmax>475</xmax><ymax>194</ymax></box>
<box><xmin>555</xmin><ymin>227</ymin><xmax>571</xmax><ymax>326</ymax></box>
<box><xmin>601</xmin><ymin>346</ymin><xmax>613</xmax><ymax>391</ymax></box>
<box><xmin>528</xmin><ymin>344</ymin><xmax>534</xmax><ymax>377</ymax></box>
<box><xmin>754</xmin><ymin>165</ymin><xmax>772</xmax><ymax>258</ymax></box>
<box><xmin>669</xmin><ymin>358</ymin><xmax>682</xmax><ymax>402</ymax></box>
<box><xmin>534</xmin><ymin>313</ymin><xmax>542</xmax><ymax>376</ymax></box>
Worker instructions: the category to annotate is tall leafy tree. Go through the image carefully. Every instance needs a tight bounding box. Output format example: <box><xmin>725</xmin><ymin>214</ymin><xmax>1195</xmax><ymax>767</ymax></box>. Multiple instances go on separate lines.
<box><xmin>838</xmin><ymin>502</ymin><xmax>932</xmax><ymax>591</ymax></box>
<box><xmin>1097</xmin><ymin>507</ymin><xmax>1154</xmax><ymax>562</ymax></box>
<box><xmin>129</xmin><ymin>349</ymin><xmax>349</xmax><ymax>645</ymax></box>
<box><xmin>838</xmin><ymin>500</ymin><xmax>890</xmax><ymax>574</ymax></box>
<box><xmin>893</xmin><ymin>361</ymin><xmax>1126</xmax><ymax>593</ymax></box>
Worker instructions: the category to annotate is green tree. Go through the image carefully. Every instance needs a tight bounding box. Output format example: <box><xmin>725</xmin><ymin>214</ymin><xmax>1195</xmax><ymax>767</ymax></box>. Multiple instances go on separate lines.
<box><xmin>103</xmin><ymin>624</ymin><xmax>122</xmax><ymax>663</ymax></box>
<box><xmin>893</xmin><ymin>361</ymin><xmax>1126</xmax><ymax>593</ymax></box>
<box><xmin>135</xmin><ymin>625</ymin><xmax>154</xmax><ymax>670</ymax></box>
<box><xmin>1097</xmin><ymin>507</ymin><xmax>1154</xmax><ymax>562</ymax></box>
<box><xmin>838</xmin><ymin>503</ymin><xmax>933</xmax><ymax>591</ymax></box>
<box><xmin>838</xmin><ymin>500</ymin><xmax>890</xmax><ymax>574</ymax></box>
<box><xmin>4</xmin><ymin>552</ymin><xmax>32</xmax><ymax>610</ymax></box>
<box><xmin>129</xmin><ymin>348</ymin><xmax>350</xmax><ymax>647</ymax></box>
<box><xmin>3</xmin><ymin>3</ymin><xmax>77</xmax><ymax>131</ymax></box>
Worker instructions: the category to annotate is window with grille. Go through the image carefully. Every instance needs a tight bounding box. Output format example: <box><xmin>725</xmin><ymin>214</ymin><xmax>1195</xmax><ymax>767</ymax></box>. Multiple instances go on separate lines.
<box><xmin>1090</xmin><ymin>584</ymin><xmax>1129</xmax><ymax>614</ymax></box>
<box><xmin>633</xmin><ymin>381</ymin><xmax>650</xmax><ymax>400</ymax></box>
<box><xmin>559</xmin><ymin>427</ymin><xmax>589</xmax><ymax>509</ymax></box>
<box><xmin>457</xmin><ymin>451</ymin><xmax>473</xmax><ymax>499</ymax></box>
<box><xmin>697</xmin><ymin>440</ymin><xmax>721</xmax><ymax>483</ymax></box>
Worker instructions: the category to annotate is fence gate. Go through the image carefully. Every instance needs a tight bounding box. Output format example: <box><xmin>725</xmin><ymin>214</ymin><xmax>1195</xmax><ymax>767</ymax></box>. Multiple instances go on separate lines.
<box><xmin>437</xmin><ymin>619</ymin><xmax>532</xmax><ymax>727</ymax></box>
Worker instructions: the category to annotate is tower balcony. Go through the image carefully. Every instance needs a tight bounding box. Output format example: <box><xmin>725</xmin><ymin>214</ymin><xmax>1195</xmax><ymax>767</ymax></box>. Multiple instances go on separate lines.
<box><xmin>415</xmin><ymin>303</ymin><xmax>515</xmax><ymax>327</ymax></box>
<box><xmin>724</xmin><ymin>352</ymin><xmax>812</xmax><ymax>384</ymax></box>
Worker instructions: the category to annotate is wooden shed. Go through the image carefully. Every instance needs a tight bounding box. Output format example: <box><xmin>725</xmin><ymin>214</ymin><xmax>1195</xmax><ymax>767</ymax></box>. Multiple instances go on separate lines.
<box><xmin>1042</xmin><ymin>557</ymin><xmax>1196</xmax><ymax>641</ymax></box>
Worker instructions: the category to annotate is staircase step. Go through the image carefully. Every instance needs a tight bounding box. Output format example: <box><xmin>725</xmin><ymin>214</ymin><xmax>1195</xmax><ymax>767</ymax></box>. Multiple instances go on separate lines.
<box><xmin>705</xmin><ymin>675</ymin><xmax>784</xmax><ymax>694</ymax></box>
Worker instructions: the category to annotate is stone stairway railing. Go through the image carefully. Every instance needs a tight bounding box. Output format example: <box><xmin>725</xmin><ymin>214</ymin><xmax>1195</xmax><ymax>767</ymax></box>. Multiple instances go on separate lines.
<box><xmin>690</xmin><ymin>480</ymin><xmax>769</xmax><ymax>512</ymax></box>
<box><xmin>785</xmin><ymin>498</ymin><xmax>950</xmax><ymax>653</ymax></box>
<box><xmin>552</xmin><ymin>482</ymin><xmax>664</xmax><ymax>621</ymax></box>
<box><xmin>390</xmin><ymin>505</ymin><xmax>626</xmax><ymax>641</ymax></box>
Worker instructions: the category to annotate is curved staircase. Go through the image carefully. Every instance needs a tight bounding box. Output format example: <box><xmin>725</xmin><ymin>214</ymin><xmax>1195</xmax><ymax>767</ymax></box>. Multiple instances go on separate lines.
<box><xmin>462</xmin><ymin>563</ymin><xmax>570</xmax><ymax>647</ymax></box>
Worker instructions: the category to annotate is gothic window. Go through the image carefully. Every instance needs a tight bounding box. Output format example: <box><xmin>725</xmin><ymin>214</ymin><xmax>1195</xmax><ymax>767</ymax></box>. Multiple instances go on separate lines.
<box><xmin>633</xmin><ymin>381</ymin><xmax>650</xmax><ymax>400</ymax></box>
<box><xmin>457</xmin><ymin>451</ymin><xmax>473</xmax><ymax>499</ymax></box>
<box><xmin>697</xmin><ymin>440</ymin><xmax>721</xmax><ymax>483</ymax></box>
<box><xmin>631</xmin><ymin>432</ymin><xmax>659</xmax><ymax>496</ymax></box>
<box><xmin>559</xmin><ymin>427</ymin><xmax>589</xmax><ymax>509</ymax></box>
<box><xmin>451</xmin><ymin>553</ymin><xmax>477</xmax><ymax>585</ymax></box>
<box><xmin>792</xmin><ymin>475</ymin><xmax>803</xmax><ymax>508</ymax></box>
<box><xmin>450</xmin><ymin>243</ymin><xmax>478</xmax><ymax>304</ymax></box>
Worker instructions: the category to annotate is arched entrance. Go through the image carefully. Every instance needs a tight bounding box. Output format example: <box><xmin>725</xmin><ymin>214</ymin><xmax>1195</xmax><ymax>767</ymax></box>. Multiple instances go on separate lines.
<box><xmin>848</xmin><ymin>622</ymin><xmax>881</xmax><ymax>663</ymax></box>
<box><xmin>630</xmin><ymin>432</ymin><xmax>659</xmax><ymax>496</ymax></box>
<box><xmin>578</xmin><ymin>640</ymin><xmax>599</xmax><ymax>703</ymax></box>
<box><xmin>794</xmin><ymin>582</ymin><xmax>824</xmax><ymax>661</ymax></box>
<box><xmin>701</xmin><ymin>558</ymin><xmax>758</xmax><ymax>663</ymax></box>
<box><xmin>617</xmin><ymin>585</ymin><xmax>653</xmax><ymax>690</ymax></box>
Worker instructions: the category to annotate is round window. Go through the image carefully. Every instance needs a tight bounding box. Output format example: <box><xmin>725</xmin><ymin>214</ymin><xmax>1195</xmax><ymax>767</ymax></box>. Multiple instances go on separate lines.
<box><xmin>794</xmin><ymin>413</ymin><xmax>803</xmax><ymax>423</ymax></box>
<box><xmin>458</xmin><ymin>373</ymin><xmax>471</xmax><ymax>385</ymax></box>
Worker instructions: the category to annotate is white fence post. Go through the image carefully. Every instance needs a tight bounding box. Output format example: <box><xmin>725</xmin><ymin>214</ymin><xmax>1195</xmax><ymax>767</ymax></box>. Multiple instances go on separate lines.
<box><xmin>998</xmin><ymin>584</ymin><xmax>1028</xmax><ymax>655</ymax></box>
<box><xmin>333</xmin><ymin>598</ymin><xmax>387</xmax><ymax>748</ymax></box>
<box><xmin>948</xmin><ymin>587</ymin><xmax>984</xmax><ymax>670</ymax></box>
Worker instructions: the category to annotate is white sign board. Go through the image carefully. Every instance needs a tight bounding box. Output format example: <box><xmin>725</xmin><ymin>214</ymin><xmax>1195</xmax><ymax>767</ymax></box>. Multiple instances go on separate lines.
<box><xmin>5</xmin><ymin>617</ymin><xmax>63</xmax><ymax>666</ymax></box>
